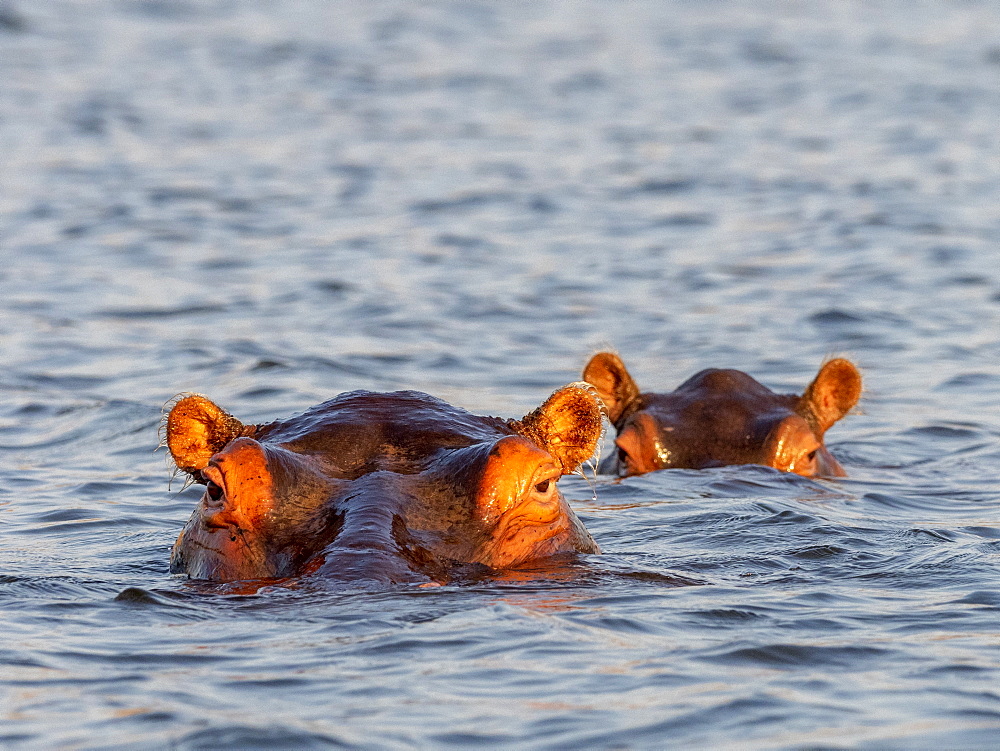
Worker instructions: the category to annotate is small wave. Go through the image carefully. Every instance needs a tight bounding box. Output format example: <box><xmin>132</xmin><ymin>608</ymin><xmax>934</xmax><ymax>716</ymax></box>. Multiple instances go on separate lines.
<box><xmin>96</xmin><ymin>304</ymin><xmax>229</xmax><ymax>320</ymax></box>
<box><xmin>172</xmin><ymin>725</ymin><xmax>352</xmax><ymax>750</ymax></box>
<box><xmin>113</xmin><ymin>586</ymin><xmax>209</xmax><ymax>614</ymax></box>
<box><xmin>710</xmin><ymin>642</ymin><xmax>889</xmax><ymax>669</ymax></box>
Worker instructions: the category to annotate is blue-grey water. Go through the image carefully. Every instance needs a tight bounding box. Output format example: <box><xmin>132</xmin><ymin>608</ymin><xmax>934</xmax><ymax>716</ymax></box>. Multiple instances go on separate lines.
<box><xmin>4</xmin><ymin>1</ymin><xmax>1000</xmax><ymax>748</ymax></box>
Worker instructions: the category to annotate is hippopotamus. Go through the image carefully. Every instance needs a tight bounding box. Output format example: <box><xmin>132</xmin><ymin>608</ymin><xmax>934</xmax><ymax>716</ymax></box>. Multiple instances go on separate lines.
<box><xmin>582</xmin><ymin>353</ymin><xmax>861</xmax><ymax>478</ymax></box>
<box><xmin>164</xmin><ymin>385</ymin><xmax>603</xmax><ymax>585</ymax></box>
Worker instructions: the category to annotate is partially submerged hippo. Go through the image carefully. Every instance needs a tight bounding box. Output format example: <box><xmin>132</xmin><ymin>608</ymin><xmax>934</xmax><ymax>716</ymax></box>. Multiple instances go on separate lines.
<box><xmin>583</xmin><ymin>353</ymin><xmax>861</xmax><ymax>478</ymax></box>
<box><xmin>165</xmin><ymin>386</ymin><xmax>602</xmax><ymax>584</ymax></box>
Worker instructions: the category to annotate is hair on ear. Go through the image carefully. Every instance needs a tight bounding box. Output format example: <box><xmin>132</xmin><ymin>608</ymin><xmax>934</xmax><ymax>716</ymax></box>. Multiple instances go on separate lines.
<box><xmin>511</xmin><ymin>383</ymin><xmax>603</xmax><ymax>474</ymax></box>
<box><xmin>165</xmin><ymin>394</ymin><xmax>253</xmax><ymax>475</ymax></box>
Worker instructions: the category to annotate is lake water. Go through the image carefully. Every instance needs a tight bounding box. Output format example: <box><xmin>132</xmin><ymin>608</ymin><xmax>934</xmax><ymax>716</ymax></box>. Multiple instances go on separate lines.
<box><xmin>4</xmin><ymin>1</ymin><xmax>1000</xmax><ymax>747</ymax></box>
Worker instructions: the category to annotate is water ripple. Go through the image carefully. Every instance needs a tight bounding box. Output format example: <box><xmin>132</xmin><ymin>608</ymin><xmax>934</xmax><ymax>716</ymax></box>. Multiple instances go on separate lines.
<box><xmin>4</xmin><ymin>0</ymin><xmax>1000</xmax><ymax>747</ymax></box>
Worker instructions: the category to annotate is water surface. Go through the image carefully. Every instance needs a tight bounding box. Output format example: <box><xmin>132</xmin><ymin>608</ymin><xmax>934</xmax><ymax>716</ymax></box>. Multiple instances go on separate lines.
<box><xmin>3</xmin><ymin>1</ymin><xmax>1000</xmax><ymax>748</ymax></box>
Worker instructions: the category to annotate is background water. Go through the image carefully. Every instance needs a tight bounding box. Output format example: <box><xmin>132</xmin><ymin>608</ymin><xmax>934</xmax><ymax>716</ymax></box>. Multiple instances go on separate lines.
<box><xmin>3</xmin><ymin>1</ymin><xmax>1000</xmax><ymax>748</ymax></box>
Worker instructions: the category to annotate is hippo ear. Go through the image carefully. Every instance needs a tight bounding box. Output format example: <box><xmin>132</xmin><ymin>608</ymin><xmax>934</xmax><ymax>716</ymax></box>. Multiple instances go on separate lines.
<box><xmin>165</xmin><ymin>394</ymin><xmax>251</xmax><ymax>475</ymax></box>
<box><xmin>798</xmin><ymin>359</ymin><xmax>862</xmax><ymax>436</ymax></box>
<box><xmin>512</xmin><ymin>383</ymin><xmax>603</xmax><ymax>474</ymax></box>
<box><xmin>582</xmin><ymin>352</ymin><xmax>641</xmax><ymax>425</ymax></box>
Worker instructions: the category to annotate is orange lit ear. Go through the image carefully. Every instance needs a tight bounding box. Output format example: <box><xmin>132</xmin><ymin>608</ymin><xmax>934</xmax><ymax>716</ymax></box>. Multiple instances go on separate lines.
<box><xmin>798</xmin><ymin>359</ymin><xmax>862</xmax><ymax>436</ymax></box>
<box><xmin>165</xmin><ymin>394</ymin><xmax>251</xmax><ymax>474</ymax></box>
<box><xmin>512</xmin><ymin>383</ymin><xmax>603</xmax><ymax>474</ymax></box>
<box><xmin>582</xmin><ymin>352</ymin><xmax>640</xmax><ymax>424</ymax></box>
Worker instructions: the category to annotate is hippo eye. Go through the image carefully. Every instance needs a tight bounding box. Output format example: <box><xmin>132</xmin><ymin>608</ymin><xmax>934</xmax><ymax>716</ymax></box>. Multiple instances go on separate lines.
<box><xmin>205</xmin><ymin>481</ymin><xmax>224</xmax><ymax>502</ymax></box>
<box><xmin>534</xmin><ymin>479</ymin><xmax>551</xmax><ymax>494</ymax></box>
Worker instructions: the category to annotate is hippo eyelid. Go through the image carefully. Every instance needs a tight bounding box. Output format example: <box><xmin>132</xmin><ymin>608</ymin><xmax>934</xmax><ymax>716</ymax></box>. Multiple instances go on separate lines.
<box><xmin>532</xmin><ymin>460</ymin><xmax>560</xmax><ymax>481</ymax></box>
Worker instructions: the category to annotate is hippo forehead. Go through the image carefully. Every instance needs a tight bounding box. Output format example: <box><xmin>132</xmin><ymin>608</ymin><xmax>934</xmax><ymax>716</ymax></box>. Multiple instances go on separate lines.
<box><xmin>252</xmin><ymin>390</ymin><xmax>514</xmax><ymax>476</ymax></box>
<box><xmin>630</xmin><ymin>369</ymin><xmax>800</xmax><ymax>457</ymax></box>
<box><xmin>675</xmin><ymin>368</ymin><xmax>788</xmax><ymax>399</ymax></box>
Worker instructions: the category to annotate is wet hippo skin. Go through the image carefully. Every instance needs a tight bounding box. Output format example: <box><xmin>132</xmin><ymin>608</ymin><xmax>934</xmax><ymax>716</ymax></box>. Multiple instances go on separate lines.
<box><xmin>583</xmin><ymin>353</ymin><xmax>861</xmax><ymax>478</ymax></box>
<box><xmin>165</xmin><ymin>385</ymin><xmax>603</xmax><ymax>584</ymax></box>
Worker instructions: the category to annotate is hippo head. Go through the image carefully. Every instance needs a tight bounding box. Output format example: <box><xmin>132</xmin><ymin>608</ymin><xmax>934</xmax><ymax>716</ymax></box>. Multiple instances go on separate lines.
<box><xmin>165</xmin><ymin>385</ymin><xmax>603</xmax><ymax>583</ymax></box>
<box><xmin>583</xmin><ymin>353</ymin><xmax>861</xmax><ymax>478</ymax></box>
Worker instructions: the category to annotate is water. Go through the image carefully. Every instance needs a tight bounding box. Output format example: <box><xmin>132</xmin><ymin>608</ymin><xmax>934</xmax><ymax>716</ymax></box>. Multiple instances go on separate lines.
<box><xmin>3</xmin><ymin>0</ymin><xmax>1000</xmax><ymax>747</ymax></box>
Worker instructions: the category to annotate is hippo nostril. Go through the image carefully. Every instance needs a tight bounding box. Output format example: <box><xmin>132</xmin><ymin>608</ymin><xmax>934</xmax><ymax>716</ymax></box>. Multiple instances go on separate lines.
<box><xmin>206</xmin><ymin>481</ymin><xmax>224</xmax><ymax>503</ymax></box>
